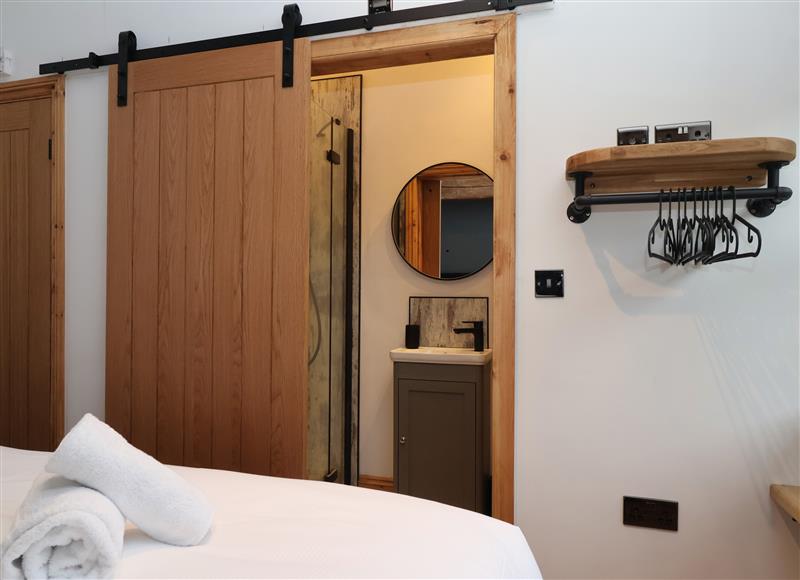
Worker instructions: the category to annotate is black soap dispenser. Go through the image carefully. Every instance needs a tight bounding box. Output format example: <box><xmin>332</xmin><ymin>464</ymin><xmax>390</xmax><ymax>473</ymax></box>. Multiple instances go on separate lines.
<box><xmin>405</xmin><ymin>324</ymin><xmax>420</xmax><ymax>349</ymax></box>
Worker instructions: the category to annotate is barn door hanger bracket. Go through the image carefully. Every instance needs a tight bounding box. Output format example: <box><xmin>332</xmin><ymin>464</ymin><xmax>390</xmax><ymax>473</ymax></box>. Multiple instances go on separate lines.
<box><xmin>368</xmin><ymin>0</ymin><xmax>392</xmax><ymax>15</ymax></box>
<box><xmin>282</xmin><ymin>3</ymin><xmax>302</xmax><ymax>88</ymax></box>
<box><xmin>117</xmin><ymin>31</ymin><xmax>137</xmax><ymax>106</ymax></box>
<box><xmin>493</xmin><ymin>0</ymin><xmax>520</xmax><ymax>9</ymax></box>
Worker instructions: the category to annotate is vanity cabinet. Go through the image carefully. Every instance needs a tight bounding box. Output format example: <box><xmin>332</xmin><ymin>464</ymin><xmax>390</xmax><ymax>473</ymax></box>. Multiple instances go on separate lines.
<box><xmin>393</xmin><ymin>362</ymin><xmax>490</xmax><ymax>514</ymax></box>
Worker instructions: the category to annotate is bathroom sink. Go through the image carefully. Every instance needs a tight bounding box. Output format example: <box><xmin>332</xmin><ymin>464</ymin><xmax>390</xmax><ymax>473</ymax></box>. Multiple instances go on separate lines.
<box><xmin>390</xmin><ymin>346</ymin><xmax>492</xmax><ymax>365</ymax></box>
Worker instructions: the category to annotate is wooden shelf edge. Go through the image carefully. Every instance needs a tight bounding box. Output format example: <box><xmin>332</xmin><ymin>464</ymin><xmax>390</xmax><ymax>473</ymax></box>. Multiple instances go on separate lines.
<box><xmin>563</xmin><ymin>137</ymin><xmax>796</xmax><ymax>195</ymax></box>
<box><xmin>566</xmin><ymin>137</ymin><xmax>796</xmax><ymax>177</ymax></box>
<box><xmin>770</xmin><ymin>484</ymin><xmax>800</xmax><ymax>522</ymax></box>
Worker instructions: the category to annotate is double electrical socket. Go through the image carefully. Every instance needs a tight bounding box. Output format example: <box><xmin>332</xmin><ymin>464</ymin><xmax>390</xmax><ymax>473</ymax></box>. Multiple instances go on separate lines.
<box><xmin>655</xmin><ymin>121</ymin><xmax>711</xmax><ymax>143</ymax></box>
<box><xmin>623</xmin><ymin>496</ymin><xmax>678</xmax><ymax>532</ymax></box>
<box><xmin>617</xmin><ymin>121</ymin><xmax>712</xmax><ymax>146</ymax></box>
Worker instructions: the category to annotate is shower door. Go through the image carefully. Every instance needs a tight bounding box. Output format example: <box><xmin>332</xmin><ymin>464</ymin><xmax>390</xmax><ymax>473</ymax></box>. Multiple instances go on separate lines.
<box><xmin>308</xmin><ymin>93</ymin><xmax>359</xmax><ymax>484</ymax></box>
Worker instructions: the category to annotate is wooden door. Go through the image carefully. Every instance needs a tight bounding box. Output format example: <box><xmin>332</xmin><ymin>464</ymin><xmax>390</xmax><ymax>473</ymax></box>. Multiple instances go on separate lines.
<box><xmin>106</xmin><ymin>42</ymin><xmax>310</xmax><ymax>477</ymax></box>
<box><xmin>0</xmin><ymin>97</ymin><xmax>55</xmax><ymax>450</ymax></box>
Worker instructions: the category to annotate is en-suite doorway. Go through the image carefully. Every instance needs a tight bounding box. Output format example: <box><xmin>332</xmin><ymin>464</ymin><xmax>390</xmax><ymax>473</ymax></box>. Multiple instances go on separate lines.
<box><xmin>308</xmin><ymin>14</ymin><xmax>517</xmax><ymax>523</ymax></box>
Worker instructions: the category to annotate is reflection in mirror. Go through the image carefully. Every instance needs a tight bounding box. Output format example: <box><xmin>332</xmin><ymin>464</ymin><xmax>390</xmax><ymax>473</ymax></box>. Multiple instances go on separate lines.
<box><xmin>391</xmin><ymin>163</ymin><xmax>493</xmax><ymax>280</ymax></box>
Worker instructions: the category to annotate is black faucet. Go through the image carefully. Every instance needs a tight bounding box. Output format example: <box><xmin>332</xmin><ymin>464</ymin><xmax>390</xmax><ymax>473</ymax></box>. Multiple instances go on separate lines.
<box><xmin>453</xmin><ymin>320</ymin><xmax>484</xmax><ymax>352</ymax></box>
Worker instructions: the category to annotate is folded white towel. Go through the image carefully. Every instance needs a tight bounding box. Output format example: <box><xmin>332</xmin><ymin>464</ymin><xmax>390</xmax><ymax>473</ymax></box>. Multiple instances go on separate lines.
<box><xmin>1</xmin><ymin>474</ymin><xmax>125</xmax><ymax>579</ymax></box>
<box><xmin>46</xmin><ymin>414</ymin><xmax>213</xmax><ymax>547</ymax></box>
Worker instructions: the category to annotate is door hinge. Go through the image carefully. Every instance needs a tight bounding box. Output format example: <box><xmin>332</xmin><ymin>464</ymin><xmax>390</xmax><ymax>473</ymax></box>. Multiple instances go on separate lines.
<box><xmin>48</xmin><ymin>138</ymin><xmax>52</xmax><ymax>160</ymax></box>
<box><xmin>326</xmin><ymin>149</ymin><xmax>341</xmax><ymax>165</ymax></box>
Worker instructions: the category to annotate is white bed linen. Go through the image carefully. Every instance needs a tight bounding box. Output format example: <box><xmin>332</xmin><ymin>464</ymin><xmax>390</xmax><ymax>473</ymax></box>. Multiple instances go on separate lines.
<box><xmin>1</xmin><ymin>447</ymin><xmax>540</xmax><ymax>579</ymax></box>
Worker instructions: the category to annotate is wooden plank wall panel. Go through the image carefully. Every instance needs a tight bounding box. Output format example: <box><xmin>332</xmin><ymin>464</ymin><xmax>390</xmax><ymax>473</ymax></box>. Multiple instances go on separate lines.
<box><xmin>26</xmin><ymin>98</ymin><xmax>52</xmax><ymax>451</ymax></box>
<box><xmin>0</xmin><ymin>133</ymin><xmax>10</xmax><ymax>444</ymax></box>
<box><xmin>157</xmin><ymin>88</ymin><xmax>188</xmax><ymax>465</ymax></box>
<box><xmin>271</xmin><ymin>39</ymin><xmax>310</xmax><ymax>478</ymax></box>
<box><xmin>8</xmin><ymin>130</ymin><xmax>30</xmax><ymax>449</ymax></box>
<box><xmin>241</xmin><ymin>78</ymin><xmax>274</xmax><ymax>475</ymax></box>
<box><xmin>131</xmin><ymin>91</ymin><xmax>160</xmax><ymax>456</ymax></box>
<box><xmin>212</xmin><ymin>81</ymin><xmax>244</xmax><ymax>471</ymax></box>
<box><xmin>106</xmin><ymin>66</ymin><xmax>135</xmax><ymax>438</ymax></box>
<box><xmin>185</xmin><ymin>85</ymin><xmax>216</xmax><ymax>468</ymax></box>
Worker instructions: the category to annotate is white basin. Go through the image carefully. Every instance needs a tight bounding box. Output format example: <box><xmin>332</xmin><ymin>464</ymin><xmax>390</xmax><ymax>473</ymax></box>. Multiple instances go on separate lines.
<box><xmin>389</xmin><ymin>346</ymin><xmax>492</xmax><ymax>365</ymax></box>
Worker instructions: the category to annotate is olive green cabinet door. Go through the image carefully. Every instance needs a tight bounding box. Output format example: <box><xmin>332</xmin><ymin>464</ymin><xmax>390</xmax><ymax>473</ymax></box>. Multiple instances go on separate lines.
<box><xmin>397</xmin><ymin>378</ymin><xmax>476</xmax><ymax>510</ymax></box>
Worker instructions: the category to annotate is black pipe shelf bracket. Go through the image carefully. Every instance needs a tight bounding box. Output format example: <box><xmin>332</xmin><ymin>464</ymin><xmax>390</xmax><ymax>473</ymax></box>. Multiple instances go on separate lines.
<box><xmin>564</xmin><ymin>138</ymin><xmax>797</xmax><ymax>224</ymax></box>
<box><xmin>39</xmin><ymin>0</ymin><xmax>550</xmax><ymax>89</ymax></box>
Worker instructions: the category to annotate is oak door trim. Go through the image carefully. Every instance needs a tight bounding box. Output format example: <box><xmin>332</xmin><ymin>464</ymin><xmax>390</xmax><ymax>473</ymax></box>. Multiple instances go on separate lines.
<box><xmin>0</xmin><ymin>74</ymin><xmax>65</xmax><ymax>446</ymax></box>
<box><xmin>311</xmin><ymin>13</ymin><xmax>517</xmax><ymax>523</ymax></box>
<box><xmin>310</xmin><ymin>16</ymin><xmax>506</xmax><ymax>77</ymax></box>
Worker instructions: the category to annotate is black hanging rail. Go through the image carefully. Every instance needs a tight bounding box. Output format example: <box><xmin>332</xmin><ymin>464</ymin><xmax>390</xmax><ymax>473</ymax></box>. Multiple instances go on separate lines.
<box><xmin>567</xmin><ymin>161</ymin><xmax>793</xmax><ymax>223</ymax></box>
<box><xmin>39</xmin><ymin>0</ymin><xmax>549</xmax><ymax>76</ymax></box>
<box><xmin>563</xmin><ymin>131</ymin><xmax>797</xmax><ymax>226</ymax></box>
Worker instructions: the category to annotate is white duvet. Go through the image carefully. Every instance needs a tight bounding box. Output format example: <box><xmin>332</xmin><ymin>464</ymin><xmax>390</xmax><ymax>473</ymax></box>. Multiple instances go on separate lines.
<box><xmin>1</xmin><ymin>447</ymin><xmax>540</xmax><ymax>578</ymax></box>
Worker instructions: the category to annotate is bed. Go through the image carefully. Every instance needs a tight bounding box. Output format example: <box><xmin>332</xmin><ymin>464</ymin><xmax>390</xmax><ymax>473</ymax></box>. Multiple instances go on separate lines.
<box><xmin>1</xmin><ymin>446</ymin><xmax>540</xmax><ymax>578</ymax></box>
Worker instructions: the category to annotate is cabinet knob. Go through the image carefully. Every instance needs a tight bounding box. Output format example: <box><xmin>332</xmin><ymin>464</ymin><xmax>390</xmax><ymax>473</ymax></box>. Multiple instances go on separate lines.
<box><xmin>399</xmin><ymin>436</ymin><xmax>406</xmax><ymax>445</ymax></box>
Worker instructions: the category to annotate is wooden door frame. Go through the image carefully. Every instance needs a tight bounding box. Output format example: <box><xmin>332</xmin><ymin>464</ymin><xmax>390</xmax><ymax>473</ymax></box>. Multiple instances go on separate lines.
<box><xmin>0</xmin><ymin>74</ymin><xmax>66</xmax><ymax>446</ymax></box>
<box><xmin>311</xmin><ymin>14</ymin><xmax>517</xmax><ymax>523</ymax></box>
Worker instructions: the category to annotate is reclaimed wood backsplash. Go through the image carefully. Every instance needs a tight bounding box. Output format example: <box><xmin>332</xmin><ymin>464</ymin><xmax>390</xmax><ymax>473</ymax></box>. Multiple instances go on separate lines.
<box><xmin>409</xmin><ymin>296</ymin><xmax>489</xmax><ymax>348</ymax></box>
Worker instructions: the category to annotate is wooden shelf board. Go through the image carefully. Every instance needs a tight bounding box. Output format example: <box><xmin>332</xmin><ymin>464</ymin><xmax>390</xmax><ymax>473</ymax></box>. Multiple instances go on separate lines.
<box><xmin>565</xmin><ymin>137</ymin><xmax>796</xmax><ymax>195</ymax></box>
<box><xmin>770</xmin><ymin>484</ymin><xmax>800</xmax><ymax>522</ymax></box>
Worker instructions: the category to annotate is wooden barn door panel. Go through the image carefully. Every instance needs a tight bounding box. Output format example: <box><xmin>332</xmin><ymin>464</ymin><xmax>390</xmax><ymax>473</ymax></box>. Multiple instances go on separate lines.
<box><xmin>130</xmin><ymin>90</ymin><xmax>159</xmax><ymax>456</ymax></box>
<box><xmin>107</xmin><ymin>43</ymin><xmax>309</xmax><ymax>477</ymax></box>
<box><xmin>211</xmin><ymin>80</ymin><xmax>244</xmax><ymax>472</ymax></box>
<box><xmin>241</xmin><ymin>78</ymin><xmax>275</xmax><ymax>476</ymax></box>
<box><xmin>184</xmin><ymin>84</ymin><xmax>215</xmax><ymax>468</ymax></box>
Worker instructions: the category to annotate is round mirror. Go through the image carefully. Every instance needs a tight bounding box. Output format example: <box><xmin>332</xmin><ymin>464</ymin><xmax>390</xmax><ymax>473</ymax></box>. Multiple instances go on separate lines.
<box><xmin>391</xmin><ymin>163</ymin><xmax>493</xmax><ymax>280</ymax></box>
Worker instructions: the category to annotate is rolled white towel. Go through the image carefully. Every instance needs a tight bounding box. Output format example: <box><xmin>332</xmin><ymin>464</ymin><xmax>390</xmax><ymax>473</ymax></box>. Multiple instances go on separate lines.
<box><xmin>46</xmin><ymin>414</ymin><xmax>213</xmax><ymax>546</ymax></box>
<box><xmin>1</xmin><ymin>474</ymin><xmax>124</xmax><ymax>579</ymax></box>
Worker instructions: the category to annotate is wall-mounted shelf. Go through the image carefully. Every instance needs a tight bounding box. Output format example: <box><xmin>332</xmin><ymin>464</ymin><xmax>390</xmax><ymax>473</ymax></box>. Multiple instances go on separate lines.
<box><xmin>770</xmin><ymin>484</ymin><xmax>800</xmax><ymax>522</ymax></box>
<box><xmin>564</xmin><ymin>137</ymin><xmax>796</xmax><ymax>223</ymax></box>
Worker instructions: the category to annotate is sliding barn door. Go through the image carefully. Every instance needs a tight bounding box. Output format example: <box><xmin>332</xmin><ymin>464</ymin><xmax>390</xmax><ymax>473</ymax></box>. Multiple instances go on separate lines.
<box><xmin>0</xmin><ymin>97</ymin><xmax>55</xmax><ymax>451</ymax></box>
<box><xmin>106</xmin><ymin>42</ymin><xmax>310</xmax><ymax>477</ymax></box>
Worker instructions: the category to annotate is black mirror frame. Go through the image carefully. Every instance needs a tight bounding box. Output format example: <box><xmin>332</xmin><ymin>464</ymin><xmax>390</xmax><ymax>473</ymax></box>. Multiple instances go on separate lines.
<box><xmin>390</xmin><ymin>161</ymin><xmax>494</xmax><ymax>282</ymax></box>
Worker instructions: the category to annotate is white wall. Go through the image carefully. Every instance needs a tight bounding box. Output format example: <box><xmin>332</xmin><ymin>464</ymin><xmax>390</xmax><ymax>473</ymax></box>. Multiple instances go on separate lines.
<box><xmin>2</xmin><ymin>1</ymin><xmax>798</xmax><ymax>578</ymax></box>
<box><xmin>358</xmin><ymin>56</ymin><xmax>494</xmax><ymax>478</ymax></box>
<box><xmin>516</xmin><ymin>3</ymin><xmax>799</xmax><ymax>579</ymax></box>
